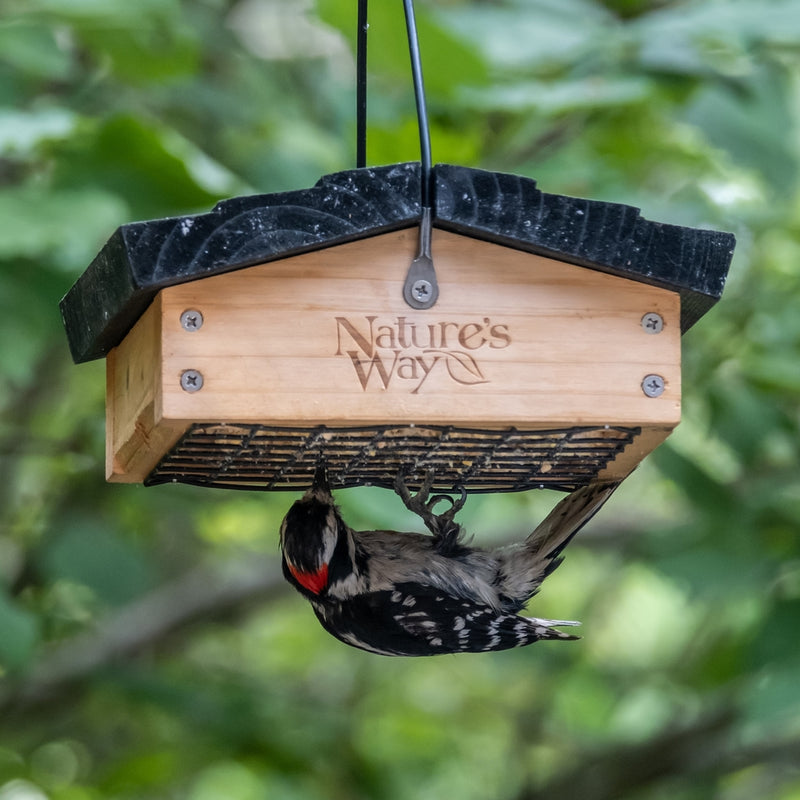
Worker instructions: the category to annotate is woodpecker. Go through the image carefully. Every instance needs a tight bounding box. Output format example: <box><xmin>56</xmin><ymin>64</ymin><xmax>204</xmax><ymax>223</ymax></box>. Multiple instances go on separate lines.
<box><xmin>279</xmin><ymin>467</ymin><xmax>618</xmax><ymax>656</ymax></box>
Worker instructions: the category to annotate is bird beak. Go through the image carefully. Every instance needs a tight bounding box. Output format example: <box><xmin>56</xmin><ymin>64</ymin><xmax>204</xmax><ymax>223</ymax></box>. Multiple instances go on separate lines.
<box><xmin>312</xmin><ymin>463</ymin><xmax>330</xmax><ymax>493</ymax></box>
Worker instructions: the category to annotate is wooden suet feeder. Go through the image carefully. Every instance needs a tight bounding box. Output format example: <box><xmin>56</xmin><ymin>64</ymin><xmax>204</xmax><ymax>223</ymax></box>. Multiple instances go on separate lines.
<box><xmin>61</xmin><ymin>1</ymin><xmax>734</xmax><ymax>497</ymax></box>
<box><xmin>60</xmin><ymin>162</ymin><xmax>734</xmax><ymax>493</ymax></box>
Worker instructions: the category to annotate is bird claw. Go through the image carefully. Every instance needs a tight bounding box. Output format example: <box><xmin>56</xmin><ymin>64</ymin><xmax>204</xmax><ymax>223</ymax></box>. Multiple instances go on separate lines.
<box><xmin>394</xmin><ymin>470</ymin><xmax>436</xmax><ymax>531</ymax></box>
<box><xmin>394</xmin><ymin>470</ymin><xmax>467</xmax><ymax>538</ymax></box>
<box><xmin>429</xmin><ymin>485</ymin><xmax>468</xmax><ymax>523</ymax></box>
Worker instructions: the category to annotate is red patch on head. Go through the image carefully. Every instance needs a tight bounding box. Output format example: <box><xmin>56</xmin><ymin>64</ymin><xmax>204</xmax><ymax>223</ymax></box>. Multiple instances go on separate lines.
<box><xmin>288</xmin><ymin>563</ymin><xmax>329</xmax><ymax>595</ymax></box>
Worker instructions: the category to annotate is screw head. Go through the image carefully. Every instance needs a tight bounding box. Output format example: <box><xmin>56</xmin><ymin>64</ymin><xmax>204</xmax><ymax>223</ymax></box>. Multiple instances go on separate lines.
<box><xmin>180</xmin><ymin>309</ymin><xmax>204</xmax><ymax>331</ymax></box>
<box><xmin>642</xmin><ymin>374</ymin><xmax>665</xmax><ymax>398</ymax></box>
<box><xmin>180</xmin><ymin>369</ymin><xmax>204</xmax><ymax>392</ymax></box>
<box><xmin>411</xmin><ymin>279</ymin><xmax>432</xmax><ymax>302</ymax></box>
<box><xmin>641</xmin><ymin>312</ymin><xmax>664</xmax><ymax>334</ymax></box>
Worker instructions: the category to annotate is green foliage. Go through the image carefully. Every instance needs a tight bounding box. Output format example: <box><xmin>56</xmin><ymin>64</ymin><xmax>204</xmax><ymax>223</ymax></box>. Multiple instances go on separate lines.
<box><xmin>1</xmin><ymin>0</ymin><xmax>800</xmax><ymax>797</ymax></box>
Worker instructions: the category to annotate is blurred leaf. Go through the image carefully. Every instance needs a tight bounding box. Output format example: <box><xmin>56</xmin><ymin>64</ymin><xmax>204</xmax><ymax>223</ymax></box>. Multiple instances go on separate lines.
<box><xmin>634</xmin><ymin>0</ymin><xmax>800</xmax><ymax>76</ymax></box>
<box><xmin>743</xmin><ymin>660</ymin><xmax>800</xmax><ymax>733</ymax></box>
<box><xmin>684</xmin><ymin>66</ymin><xmax>798</xmax><ymax>197</ymax></box>
<box><xmin>195</xmin><ymin>497</ymin><xmax>285</xmax><ymax>548</ymax></box>
<box><xmin>651</xmin><ymin>443</ymin><xmax>736</xmax><ymax>515</ymax></box>
<box><xmin>551</xmin><ymin>669</ymin><xmax>618</xmax><ymax>738</ymax></box>
<box><xmin>0</xmin><ymin>21</ymin><xmax>73</xmax><ymax>81</ymax></box>
<box><xmin>0</xmin><ymin>264</ymin><xmax>73</xmax><ymax>390</ymax></box>
<box><xmin>435</xmin><ymin>0</ymin><xmax>617</xmax><ymax>72</ymax></box>
<box><xmin>742</xmin><ymin>353</ymin><xmax>800</xmax><ymax>394</ymax></box>
<box><xmin>460</xmin><ymin>75</ymin><xmax>651</xmax><ymax>114</ymax></box>
<box><xmin>747</xmin><ymin>599</ymin><xmax>800</xmax><ymax>670</ymax></box>
<box><xmin>366</xmin><ymin>116</ymin><xmax>482</xmax><ymax>170</ymax></box>
<box><xmin>50</xmin><ymin>114</ymin><xmax>244</xmax><ymax>219</ymax></box>
<box><xmin>0</xmin><ymin>107</ymin><xmax>77</xmax><ymax>156</ymax></box>
<box><xmin>0</xmin><ymin>591</ymin><xmax>39</xmax><ymax>672</ymax></box>
<box><xmin>189</xmin><ymin>761</ymin><xmax>266</xmax><ymax>800</ymax></box>
<box><xmin>227</xmin><ymin>0</ymin><xmax>348</xmax><ymax>62</ymax></box>
<box><xmin>5</xmin><ymin>0</ymin><xmax>181</xmax><ymax>24</ymax></box>
<box><xmin>317</xmin><ymin>0</ymin><xmax>489</xmax><ymax>97</ymax></box>
<box><xmin>707</xmin><ymin>378</ymin><xmax>790</xmax><ymax>465</ymax></box>
<box><xmin>655</xmin><ymin>545</ymin><xmax>773</xmax><ymax>600</ymax></box>
<box><xmin>587</xmin><ymin>565</ymin><xmax>700</xmax><ymax>670</ymax></box>
<box><xmin>76</xmin><ymin>23</ymin><xmax>200</xmax><ymax>85</ymax></box>
<box><xmin>39</xmin><ymin>520</ymin><xmax>155</xmax><ymax>607</ymax></box>
<box><xmin>0</xmin><ymin>185</ymin><xmax>128</xmax><ymax>266</ymax></box>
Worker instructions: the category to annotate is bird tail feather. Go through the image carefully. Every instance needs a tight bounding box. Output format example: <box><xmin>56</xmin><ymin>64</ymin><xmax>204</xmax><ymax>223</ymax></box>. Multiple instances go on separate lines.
<box><xmin>525</xmin><ymin>616</ymin><xmax>582</xmax><ymax>641</ymax></box>
<box><xmin>525</xmin><ymin>481</ymin><xmax>620</xmax><ymax>573</ymax></box>
<box><xmin>494</xmin><ymin>482</ymin><xmax>620</xmax><ymax>613</ymax></box>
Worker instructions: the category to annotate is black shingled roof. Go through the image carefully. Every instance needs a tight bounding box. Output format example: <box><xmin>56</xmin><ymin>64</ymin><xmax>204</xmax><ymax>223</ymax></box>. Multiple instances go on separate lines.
<box><xmin>61</xmin><ymin>163</ymin><xmax>735</xmax><ymax>364</ymax></box>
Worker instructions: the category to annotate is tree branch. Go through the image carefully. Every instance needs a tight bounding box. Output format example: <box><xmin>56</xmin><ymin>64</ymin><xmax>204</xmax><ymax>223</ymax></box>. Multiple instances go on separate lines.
<box><xmin>0</xmin><ymin>555</ymin><xmax>287</xmax><ymax>714</ymax></box>
<box><xmin>520</xmin><ymin>706</ymin><xmax>800</xmax><ymax>800</ymax></box>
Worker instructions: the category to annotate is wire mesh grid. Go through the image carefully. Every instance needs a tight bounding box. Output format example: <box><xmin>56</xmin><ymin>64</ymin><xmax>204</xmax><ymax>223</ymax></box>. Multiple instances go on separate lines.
<box><xmin>144</xmin><ymin>423</ymin><xmax>640</xmax><ymax>493</ymax></box>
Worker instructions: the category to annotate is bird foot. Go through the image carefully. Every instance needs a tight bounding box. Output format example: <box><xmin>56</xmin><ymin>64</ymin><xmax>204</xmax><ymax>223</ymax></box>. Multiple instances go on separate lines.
<box><xmin>394</xmin><ymin>470</ymin><xmax>467</xmax><ymax>538</ymax></box>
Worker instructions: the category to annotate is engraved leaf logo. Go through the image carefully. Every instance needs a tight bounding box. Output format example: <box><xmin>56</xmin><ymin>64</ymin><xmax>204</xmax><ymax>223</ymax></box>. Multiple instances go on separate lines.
<box><xmin>426</xmin><ymin>349</ymin><xmax>489</xmax><ymax>386</ymax></box>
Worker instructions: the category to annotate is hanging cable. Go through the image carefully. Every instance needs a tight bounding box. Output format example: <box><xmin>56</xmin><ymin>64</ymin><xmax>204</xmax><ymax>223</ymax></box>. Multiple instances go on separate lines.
<box><xmin>401</xmin><ymin>0</ymin><xmax>432</xmax><ymax>207</ymax></box>
<box><xmin>401</xmin><ymin>0</ymin><xmax>438</xmax><ymax>309</ymax></box>
<box><xmin>356</xmin><ymin>0</ymin><xmax>368</xmax><ymax>168</ymax></box>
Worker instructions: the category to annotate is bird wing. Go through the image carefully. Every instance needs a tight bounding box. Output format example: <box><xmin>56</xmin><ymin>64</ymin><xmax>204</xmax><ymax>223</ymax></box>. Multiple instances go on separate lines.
<box><xmin>312</xmin><ymin>584</ymin><xmax>578</xmax><ymax>657</ymax></box>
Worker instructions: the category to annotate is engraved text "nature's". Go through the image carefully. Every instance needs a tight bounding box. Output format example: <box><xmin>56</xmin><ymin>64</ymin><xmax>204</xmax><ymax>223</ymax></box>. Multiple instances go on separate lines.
<box><xmin>335</xmin><ymin>316</ymin><xmax>511</xmax><ymax>393</ymax></box>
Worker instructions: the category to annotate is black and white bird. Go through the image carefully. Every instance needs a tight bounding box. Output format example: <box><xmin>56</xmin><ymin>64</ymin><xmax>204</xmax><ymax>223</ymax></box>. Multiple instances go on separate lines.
<box><xmin>279</xmin><ymin>467</ymin><xmax>618</xmax><ymax>656</ymax></box>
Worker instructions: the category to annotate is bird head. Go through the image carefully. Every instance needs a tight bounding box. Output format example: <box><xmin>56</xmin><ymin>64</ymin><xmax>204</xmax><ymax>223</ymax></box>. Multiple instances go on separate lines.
<box><xmin>279</xmin><ymin>465</ymin><xmax>342</xmax><ymax>596</ymax></box>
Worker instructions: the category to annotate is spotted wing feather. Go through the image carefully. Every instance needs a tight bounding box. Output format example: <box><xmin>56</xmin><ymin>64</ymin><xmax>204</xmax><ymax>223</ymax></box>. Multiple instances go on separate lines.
<box><xmin>311</xmin><ymin>584</ymin><xmax>579</xmax><ymax>657</ymax></box>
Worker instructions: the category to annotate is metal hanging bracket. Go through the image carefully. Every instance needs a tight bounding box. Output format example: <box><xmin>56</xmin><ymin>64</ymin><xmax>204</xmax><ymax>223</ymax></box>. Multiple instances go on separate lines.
<box><xmin>403</xmin><ymin>207</ymin><xmax>438</xmax><ymax>309</ymax></box>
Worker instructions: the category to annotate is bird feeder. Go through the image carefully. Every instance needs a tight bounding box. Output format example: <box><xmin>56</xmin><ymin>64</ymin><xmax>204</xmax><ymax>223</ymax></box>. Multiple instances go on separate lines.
<box><xmin>60</xmin><ymin>162</ymin><xmax>734</xmax><ymax>493</ymax></box>
<box><xmin>60</xmin><ymin>1</ymin><xmax>734</xmax><ymax>496</ymax></box>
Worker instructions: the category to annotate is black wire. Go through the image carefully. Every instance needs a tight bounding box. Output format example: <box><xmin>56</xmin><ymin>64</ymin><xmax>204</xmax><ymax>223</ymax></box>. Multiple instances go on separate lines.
<box><xmin>402</xmin><ymin>0</ymin><xmax>432</xmax><ymax>208</ymax></box>
<box><xmin>356</xmin><ymin>0</ymin><xmax>368</xmax><ymax>168</ymax></box>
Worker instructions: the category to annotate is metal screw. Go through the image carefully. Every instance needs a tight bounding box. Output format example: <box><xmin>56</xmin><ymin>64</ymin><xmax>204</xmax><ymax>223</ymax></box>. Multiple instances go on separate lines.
<box><xmin>180</xmin><ymin>309</ymin><xmax>204</xmax><ymax>331</ymax></box>
<box><xmin>642</xmin><ymin>374</ymin><xmax>665</xmax><ymax>398</ymax></box>
<box><xmin>180</xmin><ymin>369</ymin><xmax>204</xmax><ymax>392</ymax></box>
<box><xmin>411</xmin><ymin>279</ymin><xmax>432</xmax><ymax>302</ymax></box>
<box><xmin>641</xmin><ymin>312</ymin><xmax>664</xmax><ymax>334</ymax></box>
